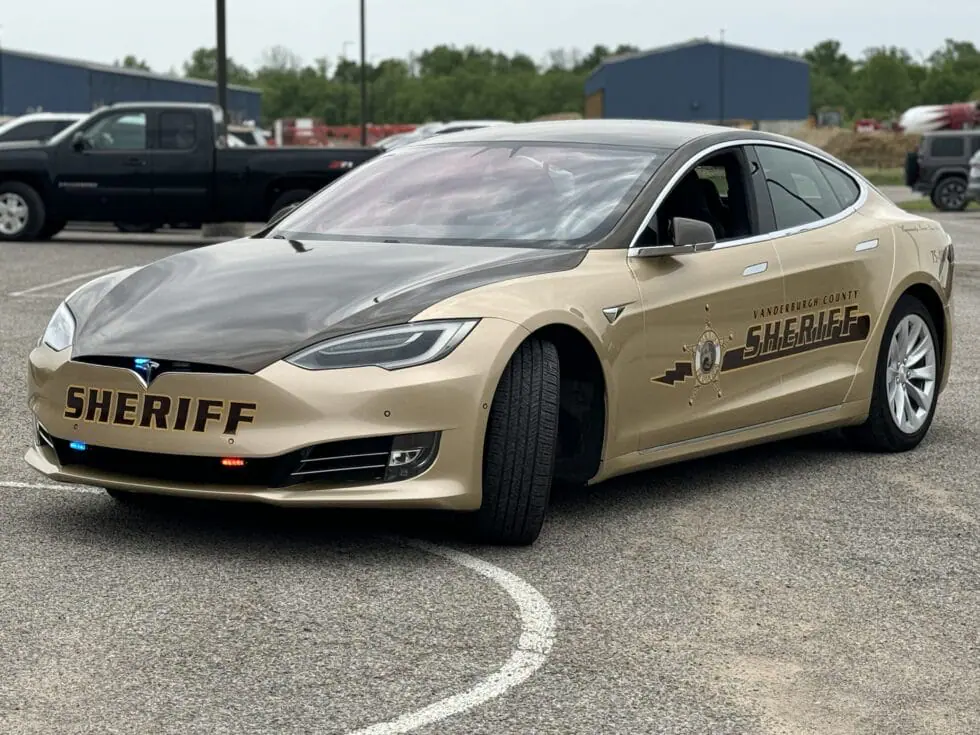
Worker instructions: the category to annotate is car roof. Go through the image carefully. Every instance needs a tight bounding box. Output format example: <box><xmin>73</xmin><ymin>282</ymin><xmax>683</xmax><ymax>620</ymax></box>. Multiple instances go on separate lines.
<box><xmin>413</xmin><ymin>118</ymin><xmax>746</xmax><ymax>150</ymax></box>
<box><xmin>4</xmin><ymin>112</ymin><xmax>85</xmax><ymax>121</ymax></box>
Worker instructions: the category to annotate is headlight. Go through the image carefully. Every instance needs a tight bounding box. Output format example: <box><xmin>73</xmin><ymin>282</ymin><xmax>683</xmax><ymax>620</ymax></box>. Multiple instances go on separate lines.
<box><xmin>286</xmin><ymin>319</ymin><xmax>479</xmax><ymax>370</ymax></box>
<box><xmin>41</xmin><ymin>301</ymin><xmax>76</xmax><ymax>352</ymax></box>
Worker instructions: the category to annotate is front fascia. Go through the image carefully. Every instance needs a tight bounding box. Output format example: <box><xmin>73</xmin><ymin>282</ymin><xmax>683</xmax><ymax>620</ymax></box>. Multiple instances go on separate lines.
<box><xmin>26</xmin><ymin>317</ymin><xmax>532</xmax><ymax>510</ymax></box>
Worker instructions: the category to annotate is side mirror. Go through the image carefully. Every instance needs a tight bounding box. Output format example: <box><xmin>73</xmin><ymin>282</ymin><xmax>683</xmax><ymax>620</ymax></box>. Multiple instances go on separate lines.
<box><xmin>71</xmin><ymin>131</ymin><xmax>87</xmax><ymax>151</ymax></box>
<box><xmin>671</xmin><ymin>216</ymin><xmax>717</xmax><ymax>249</ymax></box>
<box><xmin>631</xmin><ymin>216</ymin><xmax>717</xmax><ymax>258</ymax></box>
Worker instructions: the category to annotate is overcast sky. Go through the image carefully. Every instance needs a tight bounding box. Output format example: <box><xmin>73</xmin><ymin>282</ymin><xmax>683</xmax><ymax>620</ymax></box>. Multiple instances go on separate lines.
<box><xmin>3</xmin><ymin>0</ymin><xmax>976</xmax><ymax>72</ymax></box>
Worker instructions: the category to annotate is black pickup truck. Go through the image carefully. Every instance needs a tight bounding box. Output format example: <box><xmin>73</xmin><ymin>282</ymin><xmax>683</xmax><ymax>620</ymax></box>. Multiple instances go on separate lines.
<box><xmin>0</xmin><ymin>102</ymin><xmax>380</xmax><ymax>241</ymax></box>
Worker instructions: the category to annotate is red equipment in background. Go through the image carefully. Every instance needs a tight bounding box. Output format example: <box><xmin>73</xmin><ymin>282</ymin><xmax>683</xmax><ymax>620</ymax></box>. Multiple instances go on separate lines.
<box><xmin>273</xmin><ymin>118</ymin><xmax>416</xmax><ymax>147</ymax></box>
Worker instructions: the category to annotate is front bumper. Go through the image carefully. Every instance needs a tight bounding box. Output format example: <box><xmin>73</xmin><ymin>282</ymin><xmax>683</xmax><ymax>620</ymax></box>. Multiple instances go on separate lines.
<box><xmin>25</xmin><ymin>317</ymin><xmax>527</xmax><ymax>511</ymax></box>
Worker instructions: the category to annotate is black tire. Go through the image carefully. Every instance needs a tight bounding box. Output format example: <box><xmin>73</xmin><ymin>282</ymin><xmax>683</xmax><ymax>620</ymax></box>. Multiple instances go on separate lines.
<box><xmin>932</xmin><ymin>176</ymin><xmax>968</xmax><ymax>212</ymax></box>
<box><xmin>268</xmin><ymin>189</ymin><xmax>311</xmax><ymax>223</ymax></box>
<box><xmin>35</xmin><ymin>217</ymin><xmax>66</xmax><ymax>240</ymax></box>
<box><xmin>0</xmin><ymin>181</ymin><xmax>46</xmax><ymax>241</ymax></box>
<box><xmin>844</xmin><ymin>294</ymin><xmax>941</xmax><ymax>452</ymax></box>
<box><xmin>472</xmin><ymin>337</ymin><xmax>561</xmax><ymax>545</ymax></box>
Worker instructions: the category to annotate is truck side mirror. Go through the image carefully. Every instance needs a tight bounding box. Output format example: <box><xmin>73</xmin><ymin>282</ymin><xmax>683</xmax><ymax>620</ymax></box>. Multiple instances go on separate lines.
<box><xmin>71</xmin><ymin>131</ymin><xmax>87</xmax><ymax>152</ymax></box>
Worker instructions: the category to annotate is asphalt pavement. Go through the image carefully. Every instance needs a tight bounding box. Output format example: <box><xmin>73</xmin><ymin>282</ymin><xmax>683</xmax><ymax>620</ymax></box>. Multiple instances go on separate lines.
<box><xmin>1</xmin><ymin>212</ymin><xmax>978</xmax><ymax>735</ymax></box>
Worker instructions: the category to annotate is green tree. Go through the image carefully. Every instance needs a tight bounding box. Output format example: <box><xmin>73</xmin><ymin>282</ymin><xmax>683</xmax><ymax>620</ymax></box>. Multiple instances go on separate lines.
<box><xmin>115</xmin><ymin>55</ymin><xmax>151</xmax><ymax>71</ymax></box>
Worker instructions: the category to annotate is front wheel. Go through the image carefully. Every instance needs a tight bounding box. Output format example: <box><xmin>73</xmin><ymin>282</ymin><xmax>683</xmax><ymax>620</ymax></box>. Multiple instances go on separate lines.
<box><xmin>845</xmin><ymin>295</ymin><xmax>941</xmax><ymax>452</ymax></box>
<box><xmin>471</xmin><ymin>337</ymin><xmax>561</xmax><ymax>545</ymax></box>
<box><xmin>0</xmin><ymin>181</ymin><xmax>46</xmax><ymax>241</ymax></box>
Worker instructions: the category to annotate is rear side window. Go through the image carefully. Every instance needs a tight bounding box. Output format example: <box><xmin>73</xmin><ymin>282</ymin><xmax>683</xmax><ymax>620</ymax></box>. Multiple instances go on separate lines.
<box><xmin>160</xmin><ymin>111</ymin><xmax>198</xmax><ymax>150</ymax></box>
<box><xmin>971</xmin><ymin>136</ymin><xmax>980</xmax><ymax>154</ymax></box>
<box><xmin>755</xmin><ymin>145</ymin><xmax>844</xmax><ymax>230</ymax></box>
<box><xmin>930</xmin><ymin>137</ymin><xmax>963</xmax><ymax>157</ymax></box>
<box><xmin>816</xmin><ymin>161</ymin><xmax>861</xmax><ymax>208</ymax></box>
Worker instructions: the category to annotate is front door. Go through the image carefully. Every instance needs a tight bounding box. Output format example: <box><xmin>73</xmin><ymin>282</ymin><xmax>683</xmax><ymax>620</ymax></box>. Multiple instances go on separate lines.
<box><xmin>628</xmin><ymin>144</ymin><xmax>788</xmax><ymax>450</ymax></box>
<box><xmin>750</xmin><ymin>143</ymin><xmax>893</xmax><ymax>415</ymax></box>
<box><xmin>53</xmin><ymin>110</ymin><xmax>153</xmax><ymax>222</ymax></box>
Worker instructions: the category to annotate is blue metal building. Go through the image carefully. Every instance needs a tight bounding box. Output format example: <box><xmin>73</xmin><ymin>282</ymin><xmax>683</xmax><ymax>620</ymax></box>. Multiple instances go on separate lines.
<box><xmin>584</xmin><ymin>39</ymin><xmax>809</xmax><ymax>125</ymax></box>
<box><xmin>0</xmin><ymin>48</ymin><xmax>261</xmax><ymax>123</ymax></box>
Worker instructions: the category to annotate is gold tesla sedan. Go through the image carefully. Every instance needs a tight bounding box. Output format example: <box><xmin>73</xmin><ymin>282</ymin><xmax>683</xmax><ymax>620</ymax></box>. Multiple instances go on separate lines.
<box><xmin>26</xmin><ymin>120</ymin><xmax>955</xmax><ymax>545</ymax></box>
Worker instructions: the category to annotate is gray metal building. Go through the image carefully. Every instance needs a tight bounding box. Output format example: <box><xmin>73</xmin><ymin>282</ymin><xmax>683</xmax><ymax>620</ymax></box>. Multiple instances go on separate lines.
<box><xmin>584</xmin><ymin>39</ymin><xmax>809</xmax><ymax>129</ymax></box>
<box><xmin>0</xmin><ymin>48</ymin><xmax>262</xmax><ymax>123</ymax></box>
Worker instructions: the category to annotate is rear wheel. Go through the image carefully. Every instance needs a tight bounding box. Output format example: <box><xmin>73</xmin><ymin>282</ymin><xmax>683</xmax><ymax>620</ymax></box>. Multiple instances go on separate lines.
<box><xmin>845</xmin><ymin>295</ymin><xmax>940</xmax><ymax>452</ymax></box>
<box><xmin>472</xmin><ymin>337</ymin><xmax>560</xmax><ymax>545</ymax></box>
<box><xmin>932</xmin><ymin>176</ymin><xmax>968</xmax><ymax>212</ymax></box>
<box><xmin>0</xmin><ymin>181</ymin><xmax>46</xmax><ymax>241</ymax></box>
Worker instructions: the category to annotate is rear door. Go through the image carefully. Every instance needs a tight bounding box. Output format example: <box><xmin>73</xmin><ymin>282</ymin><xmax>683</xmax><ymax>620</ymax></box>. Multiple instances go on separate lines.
<box><xmin>748</xmin><ymin>143</ymin><xmax>893</xmax><ymax>415</ymax></box>
<box><xmin>52</xmin><ymin>110</ymin><xmax>154</xmax><ymax>222</ymax></box>
<box><xmin>146</xmin><ymin>109</ymin><xmax>213</xmax><ymax>224</ymax></box>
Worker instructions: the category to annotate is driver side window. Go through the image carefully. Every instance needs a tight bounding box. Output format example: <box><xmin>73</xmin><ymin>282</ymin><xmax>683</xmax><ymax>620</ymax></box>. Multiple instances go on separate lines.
<box><xmin>638</xmin><ymin>146</ymin><xmax>755</xmax><ymax>247</ymax></box>
<box><xmin>83</xmin><ymin>112</ymin><xmax>147</xmax><ymax>151</ymax></box>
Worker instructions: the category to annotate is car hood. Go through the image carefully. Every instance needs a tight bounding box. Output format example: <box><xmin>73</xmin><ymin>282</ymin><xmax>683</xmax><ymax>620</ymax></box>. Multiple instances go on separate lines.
<box><xmin>0</xmin><ymin>140</ymin><xmax>45</xmax><ymax>150</ymax></box>
<box><xmin>68</xmin><ymin>236</ymin><xmax>585</xmax><ymax>373</ymax></box>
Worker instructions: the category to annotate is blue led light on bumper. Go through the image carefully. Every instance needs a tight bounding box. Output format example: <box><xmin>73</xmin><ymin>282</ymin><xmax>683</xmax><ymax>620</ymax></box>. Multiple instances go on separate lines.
<box><xmin>69</xmin><ymin>441</ymin><xmax>87</xmax><ymax>451</ymax></box>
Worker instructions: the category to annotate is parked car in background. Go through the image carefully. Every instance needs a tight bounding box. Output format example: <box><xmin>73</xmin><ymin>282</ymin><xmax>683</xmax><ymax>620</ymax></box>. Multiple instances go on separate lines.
<box><xmin>968</xmin><ymin>149</ymin><xmax>980</xmax><ymax>203</ymax></box>
<box><xmin>905</xmin><ymin>129</ymin><xmax>980</xmax><ymax>211</ymax></box>
<box><xmin>0</xmin><ymin>113</ymin><xmax>86</xmax><ymax>144</ymax></box>
<box><xmin>0</xmin><ymin>102</ymin><xmax>379</xmax><ymax>241</ymax></box>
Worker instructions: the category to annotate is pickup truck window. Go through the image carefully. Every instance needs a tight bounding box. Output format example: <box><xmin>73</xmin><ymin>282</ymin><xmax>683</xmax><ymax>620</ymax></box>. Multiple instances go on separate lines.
<box><xmin>160</xmin><ymin>111</ymin><xmax>198</xmax><ymax>150</ymax></box>
<box><xmin>84</xmin><ymin>112</ymin><xmax>147</xmax><ymax>150</ymax></box>
<box><xmin>275</xmin><ymin>141</ymin><xmax>668</xmax><ymax>247</ymax></box>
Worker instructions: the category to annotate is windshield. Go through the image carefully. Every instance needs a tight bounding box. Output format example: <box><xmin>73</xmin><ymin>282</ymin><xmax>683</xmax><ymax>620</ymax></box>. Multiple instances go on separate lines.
<box><xmin>275</xmin><ymin>141</ymin><xmax>669</xmax><ymax>247</ymax></box>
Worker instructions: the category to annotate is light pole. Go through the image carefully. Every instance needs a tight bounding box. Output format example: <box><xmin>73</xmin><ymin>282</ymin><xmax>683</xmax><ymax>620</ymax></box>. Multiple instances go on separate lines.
<box><xmin>359</xmin><ymin>0</ymin><xmax>367</xmax><ymax>146</ymax></box>
<box><xmin>216</xmin><ymin>0</ymin><xmax>228</xmax><ymax>126</ymax></box>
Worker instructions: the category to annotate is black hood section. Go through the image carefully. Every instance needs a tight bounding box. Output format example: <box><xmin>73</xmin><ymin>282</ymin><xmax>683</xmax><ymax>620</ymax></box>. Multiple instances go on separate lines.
<box><xmin>69</xmin><ymin>237</ymin><xmax>585</xmax><ymax>373</ymax></box>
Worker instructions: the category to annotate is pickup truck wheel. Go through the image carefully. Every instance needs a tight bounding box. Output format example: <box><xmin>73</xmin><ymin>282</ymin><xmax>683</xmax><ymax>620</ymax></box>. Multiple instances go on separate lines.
<box><xmin>269</xmin><ymin>189</ymin><xmax>311</xmax><ymax>222</ymax></box>
<box><xmin>0</xmin><ymin>182</ymin><xmax>46</xmax><ymax>241</ymax></box>
<box><xmin>932</xmin><ymin>176</ymin><xmax>968</xmax><ymax>212</ymax></box>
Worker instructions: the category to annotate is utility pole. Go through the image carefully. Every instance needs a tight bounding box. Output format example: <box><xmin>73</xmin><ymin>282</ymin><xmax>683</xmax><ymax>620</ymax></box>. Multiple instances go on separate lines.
<box><xmin>359</xmin><ymin>0</ymin><xmax>367</xmax><ymax>146</ymax></box>
<box><xmin>718</xmin><ymin>29</ymin><xmax>725</xmax><ymax>126</ymax></box>
<box><xmin>216</xmin><ymin>0</ymin><xmax>228</xmax><ymax>127</ymax></box>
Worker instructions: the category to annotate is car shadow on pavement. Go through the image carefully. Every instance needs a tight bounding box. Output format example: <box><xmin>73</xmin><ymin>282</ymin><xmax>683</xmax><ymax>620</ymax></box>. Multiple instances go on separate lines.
<box><xmin>21</xmin><ymin>429</ymin><xmax>858</xmax><ymax>556</ymax></box>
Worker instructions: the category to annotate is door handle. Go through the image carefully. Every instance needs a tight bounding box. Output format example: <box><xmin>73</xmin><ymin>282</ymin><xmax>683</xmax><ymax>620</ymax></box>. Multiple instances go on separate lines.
<box><xmin>124</xmin><ymin>157</ymin><xmax>147</xmax><ymax>167</ymax></box>
<box><xmin>742</xmin><ymin>262</ymin><xmax>768</xmax><ymax>276</ymax></box>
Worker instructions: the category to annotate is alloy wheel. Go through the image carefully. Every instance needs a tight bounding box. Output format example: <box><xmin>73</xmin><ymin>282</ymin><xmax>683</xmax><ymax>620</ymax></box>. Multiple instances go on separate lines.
<box><xmin>885</xmin><ymin>313</ymin><xmax>937</xmax><ymax>434</ymax></box>
<box><xmin>0</xmin><ymin>192</ymin><xmax>29</xmax><ymax>236</ymax></box>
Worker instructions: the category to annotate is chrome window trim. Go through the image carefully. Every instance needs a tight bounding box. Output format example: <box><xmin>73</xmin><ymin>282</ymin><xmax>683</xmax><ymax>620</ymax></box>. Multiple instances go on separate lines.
<box><xmin>627</xmin><ymin>138</ymin><xmax>870</xmax><ymax>256</ymax></box>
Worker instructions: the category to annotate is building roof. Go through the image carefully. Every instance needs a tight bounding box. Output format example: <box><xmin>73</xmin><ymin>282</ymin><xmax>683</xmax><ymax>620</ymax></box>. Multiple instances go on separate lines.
<box><xmin>586</xmin><ymin>38</ymin><xmax>808</xmax><ymax>84</ymax></box>
<box><xmin>1</xmin><ymin>47</ymin><xmax>262</xmax><ymax>94</ymax></box>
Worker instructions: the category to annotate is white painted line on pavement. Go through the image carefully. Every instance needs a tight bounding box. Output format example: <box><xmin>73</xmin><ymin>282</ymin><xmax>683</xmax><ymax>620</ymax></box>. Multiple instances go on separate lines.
<box><xmin>9</xmin><ymin>266</ymin><xmax>124</xmax><ymax>297</ymax></box>
<box><xmin>0</xmin><ymin>480</ymin><xmax>558</xmax><ymax>734</ymax></box>
<box><xmin>348</xmin><ymin>537</ymin><xmax>557</xmax><ymax>735</ymax></box>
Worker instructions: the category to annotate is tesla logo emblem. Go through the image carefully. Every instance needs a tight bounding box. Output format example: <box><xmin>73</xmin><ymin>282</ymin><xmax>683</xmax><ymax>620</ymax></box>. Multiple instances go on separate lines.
<box><xmin>132</xmin><ymin>358</ymin><xmax>160</xmax><ymax>387</ymax></box>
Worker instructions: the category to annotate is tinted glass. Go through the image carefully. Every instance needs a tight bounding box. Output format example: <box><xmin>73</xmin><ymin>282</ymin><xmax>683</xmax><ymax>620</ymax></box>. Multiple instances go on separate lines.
<box><xmin>930</xmin><ymin>137</ymin><xmax>963</xmax><ymax>157</ymax></box>
<box><xmin>85</xmin><ymin>112</ymin><xmax>147</xmax><ymax>150</ymax></box>
<box><xmin>755</xmin><ymin>145</ymin><xmax>843</xmax><ymax>230</ymax></box>
<box><xmin>0</xmin><ymin>121</ymin><xmax>57</xmax><ymax>142</ymax></box>
<box><xmin>277</xmin><ymin>142</ymin><xmax>669</xmax><ymax>247</ymax></box>
<box><xmin>160</xmin><ymin>111</ymin><xmax>198</xmax><ymax>150</ymax></box>
<box><xmin>971</xmin><ymin>136</ymin><xmax>980</xmax><ymax>154</ymax></box>
<box><xmin>816</xmin><ymin>160</ymin><xmax>861</xmax><ymax>208</ymax></box>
